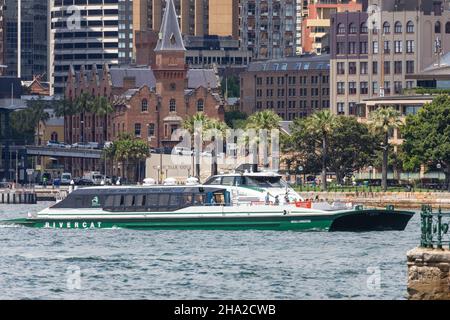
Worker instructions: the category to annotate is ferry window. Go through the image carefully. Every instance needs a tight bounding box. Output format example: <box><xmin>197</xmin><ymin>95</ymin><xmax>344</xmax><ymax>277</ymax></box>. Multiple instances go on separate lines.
<box><xmin>182</xmin><ymin>194</ymin><xmax>193</xmax><ymax>206</ymax></box>
<box><xmin>147</xmin><ymin>193</ymin><xmax>159</xmax><ymax>208</ymax></box>
<box><xmin>235</xmin><ymin>176</ymin><xmax>243</xmax><ymax>186</ymax></box>
<box><xmin>205</xmin><ymin>177</ymin><xmax>221</xmax><ymax>185</ymax></box>
<box><xmin>113</xmin><ymin>195</ymin><xmax>124</xmax><ymax>207</ymax></box>
<box><xmin>136</xmin><ymin>195</ymin><xmax>145</xmax><ymax>207</ymax></box>
<box><xmin>221</xmin><ymin>176</ymin><xmax>235</xmax><ymax>186</ymax></box>
<box><xmin>125</xmin><ymin>195</ymin><xmax>135</xmax><ymax>207</ymax></box>
<box><xmin>169</xmin><ymin>194</ymin><xmax>182</xmax><ymax>207</ymax></box>
<box><xmin>214</xmin><ymin>193</ymin><xmax>225</xmax><ymax>205</ymax></box>
<box><xmin>194</xmin><ymin>194</ymin><xmax>205</xmax><ymax>205</ymax></box>
<box><xmin>159</xmin><ymin>194</ymin><xmax>170</xmax><ymax>210</ymax></box>
<box><xmin>105</xmin><ymin>196</ymin><xmax>114</xmax><ymax>208</ymax></box>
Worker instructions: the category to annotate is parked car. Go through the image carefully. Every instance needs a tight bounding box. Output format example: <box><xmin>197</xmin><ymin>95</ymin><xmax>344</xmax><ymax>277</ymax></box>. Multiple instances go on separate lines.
<box><xmin>172</xmin><ymin>146</ymin><xmax>193</xmax><ymax>156</ymax></box>
<box><xmin>47</xmin><ymin>141</ymin><xmax>65</xmax><ymax>148</ymax></box>
<box><xmin>73</xmin><ymin>177</ymin><xmax>94</xmax><ymax>186</ymax></box>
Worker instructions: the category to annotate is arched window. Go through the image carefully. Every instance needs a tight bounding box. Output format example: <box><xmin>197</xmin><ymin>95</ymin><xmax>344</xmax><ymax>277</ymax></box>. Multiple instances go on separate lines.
<box><xmin>197</xmin><ymin>99</ymin><xmax>204</xmax><ymax>112</ymax></box>
<box><xmin>383</xmin><ymin>22</ymin><xmax>390</xmax><ymax>34</ymax></box>
<box><xmin>406</xmin><ymin>21</ymin><xmax>414</xmax><ymax>33</ymax></box>
<box><xmin>141</xmin><ymin>99</ymin><xmax>148</xmax><ymax>112</ymax></box>
<box><xmin>446</xmin><ymin>22</ymin><xmax>450</xmax><ymax>34</ymax></box>
<box><xmin>337</xmin><ymin>23</ymin><xmax>345</xmax><ymax>35</ymax></box>
<box><xmin>435</xmin><ymin>21</ymin><xmax>441</xmax><ymax>34</ymax></box>
<box><xmin>169</xmin><ymin>99</ymin><xmax>176</xmax><ymax>112</ymax></box>
<box><xmin>394</xmin><ymin>21</ymin><xmax>402</xmax><ymax>33</ymax></box>
<box><xmin>349</xmin><ymin>23</ymin><xmax>357</xmax><ymax>34</ymax></box>
<box><xmin>360</xmin><ymin>22</ymin><xmax>368</xmax><ymax>34</ymax></box>
<box><xmin>50</xmin><ymin>132</ymin><xmax>58</xmax><ymax>142</ymax></box>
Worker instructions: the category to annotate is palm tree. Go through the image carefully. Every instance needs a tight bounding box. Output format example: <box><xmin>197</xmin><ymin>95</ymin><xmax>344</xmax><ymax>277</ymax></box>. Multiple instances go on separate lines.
<box><xmin>305</xmin><ymin>110</ymin><xmax>337</xmax><ymax>191</ymax></box>
<box><xmin>183</xmin><ymin>113</ymin><xmax>212</xmax><ymax>178</ymax></box>
<box><xmin>245</xmin><ymin>110</ymin><xmax>282</xmax><ymax>171</ymax></box>
<box><xmin>53</xmin><ymin>98</ymin><xmax>77</xmax><ymax>144</ymax></box>
<box><xmin>206</xmin><ymin>119</ymin><xmax>229</xmax><ymax>176</ymax></box>
<box><xmin>74</xmin><ymin>93</ymin><xmax>95</xmax><ymax>143</ymax></box>
<box><xmin>369</xmin><ymin>107</ymin><xmax>403</xmax><ymax>192</ymax></box>
<box><xmin>93</xmin><ymin>96</ymin><xmax>114</xmax><ymax>177</ymax></box>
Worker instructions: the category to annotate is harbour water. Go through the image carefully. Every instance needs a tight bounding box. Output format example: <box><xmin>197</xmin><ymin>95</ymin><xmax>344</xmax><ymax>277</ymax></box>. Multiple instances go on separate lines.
<box><xmin>0</xmin><ymin>202</ymin><xmax>420</xmax><ymax>300</ymax></box>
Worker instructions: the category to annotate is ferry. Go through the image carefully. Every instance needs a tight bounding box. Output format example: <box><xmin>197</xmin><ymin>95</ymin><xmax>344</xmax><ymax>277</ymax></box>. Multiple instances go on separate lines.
<box><xmin>1</xmin><ymin>172</ymin><xmax>414</xmax><ymax>231</ymax></box>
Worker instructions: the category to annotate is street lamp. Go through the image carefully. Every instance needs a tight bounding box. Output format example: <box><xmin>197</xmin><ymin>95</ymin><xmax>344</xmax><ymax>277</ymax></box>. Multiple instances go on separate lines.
<box><xmin>368</xmin><ymin>166</ymin><xmax>373</xmax><ymax>180</ymax></box>
<box><xmin>437</xmin><ymin>163</ymin><xmax>442</xmax><ymax>187</ymax></box>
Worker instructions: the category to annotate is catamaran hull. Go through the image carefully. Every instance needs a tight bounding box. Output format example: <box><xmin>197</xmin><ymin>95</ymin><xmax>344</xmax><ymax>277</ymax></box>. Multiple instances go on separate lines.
<box><xmin>3</xmin><ymin>209</ymin><xmax>415</xmax><ymax>231</ymax></box>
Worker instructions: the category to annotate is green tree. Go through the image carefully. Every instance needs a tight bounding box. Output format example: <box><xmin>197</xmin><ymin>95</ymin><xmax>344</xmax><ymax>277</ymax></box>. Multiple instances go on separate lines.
<box><xmin>328</xmin><ymin>116</ymin><xmax>380</xmax><ymax>184</ymax></box>
<box><xmin>221</xmin><ymin>76</ymin><xmax>240</xmax><ymax>98</ymax></box>
<box><xmin>403</xmin><ymin>95</ymin><xmax>450</xmax><ymax>191</ymax></box>
<box><xmin>369</xmin><ymin>107</ymin><xmax>402</xmax><ymax>191</ymax></box>
<box><xmin>53</xmin><ymin>98</ymin><xmax>78</xmax><ymax>144</ymax></box>
<box><xmin>224</xmin><ymin>110</ymin><xmax>247</xmax><ymax>128</ymax></box>
<box><xmin>304</xmin><ymin>110</ymin><xmax>337</xmax><ymax>191</ymax></box>
<box><xmin>105</xmin><ymin>133</ymin><xmax>150</xmax><ymax>182</ymax></box>
<box><xmin>74</xmin><ymin>93</ymin><xmax>95</xmax><ymax>143</ymax></box>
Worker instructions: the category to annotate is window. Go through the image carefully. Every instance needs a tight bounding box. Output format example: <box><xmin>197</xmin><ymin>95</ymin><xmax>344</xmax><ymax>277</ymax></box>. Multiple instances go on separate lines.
<box><xmin>373</xmin><ymin>41</ymin><xmax>379</xmax><ymax>54</ymax></box>
<box><xmin>337</xmin><ymin>82</ymin><xmax>345</xmax><ymax>95</ymax></box>
<box><xmin>384</xmin><ymin>61</ymin><xmax>391</xmax><ymax>75</ymax></box>
<box><xmin>337</xmin><ymin>23</ymin><xmax>345</xmax><ymax>34</ymax></box>
<box><xmin>372</xmin><ymin>81</ymin><xmax>379</xmax><ymax>95</ymax></box>
<box><xmin>336</xmin><ymin>42</ymin><xmax>345</xmax><ymax>55</ymax></box>
<box><xmin>337</xmin><ymin>62</ymin><xmax>345</xmax><ymax>75</ymax></box>
<box><xmin>384</xmin><ymin>81</ymin><xmax>391</xmax><ymax>95</ymax></box>
<box><xmin>169</xmin><ymin>99</ymin><xmax>176</xmax><ymax>112</ymax></box>
<box><xmin>406</xmin><ymin>61</ymin><xmax>415</xmax><ymax>74</ymax></box>
<box><xmin>197</xmin><ymin>99</ymin><xmax>204</xmax><ymax>112</ymax></box>
<box><xmin>394</xmin><ymin>22</ymin><xmax>402</xmax><ymax>33</ymax></box>
<box><xmin>349</xmin><ymin>82</ymin><xmax>357</xmax><ymax>95</ymax></box>
<box><xmin>372</xmin><ymin>61</ymin><xmax>378</xmax><ymax>75</ymax></box>
<box><xmin>147</xmin><ymin>123</ymin><xmax>155</xmax><ymax>137</ymax></box>
<box><xmin>349</xmin><ymin>102</ymin><xmax>357</xmax><ymax>115</ymax></box>
<box><xmin>348</xmin><ymin>62</ymin><xmax>357</xmax><ymax>75</ymax></box>
<box><xmin>394</xmin><ymin>40</ymin><xmax>403</xmax><ymax>53</ymax></box>
<box><xmin>383</xmin><ymin>22</ymin><xmax>390</xmax><ymax>34</ymax></box>
<box><xmin>135</xmin><ymin>123</ymin><xmax>141</xmax><ymax>137</ymax></box>
<box><xmin>50</xmin><ymin>132</ymin><xmax>58</xmax><ymax>142</ymax></box>
<box><xmin>360</xmin><ymin>41</ymin><xmax>368</xmax><ymax>54</ymax></box>
<box><xmin>384</xmin><ymin>40</ymin><xmax>390</xmax><ymax>54</ymax></box>
<box><xmin>406</xmin><ymin>40</ymin><xmax>415</xmax><ymax>53</ymax></box>
<box><xmin>435</xmin><ymin>21</ymin><xmax>441</xmax><ymax>34</ymax></box>
<box><xmin>394</xmin><ymin>81</ymin><xmax>403</xmax><ymax>94</ymax></box>
<box><xmin>349</xmin><ymin>23</ymin><xmax>357</xmax><ymax>34</ymax></box>
<box><xmin>337</xmin><ymin>103</ymin><xmax>345</xmax><ymax>115</ymax></box>
<box><xmin>407</xmin><ymin>21</ymin><xmax>414</xmax><ymax>33</ymax></box>
<box><xmin>360</xmin><ymin>22</ymin><xmax>368</xmax><ymax>34</ymax></box>
<box><xmin>394</xmin><ymin>61</ymin><xmax>403</xmax><ymax>74</ymax></box>
<box><xmin>360</xmin><ymin>62</ymin><xmax>368</xmax><ymax>75</ymax></box>
<box><xmin>360</xmin><ymin>82</ymin><xmax>368</xmax><ymax>95</ymax></box>
<box><xmin>141</xmin><ymin>99</ymin><xmax>148</xmax><ymax>112</ymax></box>
<box><xmin>446</xmin><ymin>22</ymin><xmax>450</xmax><ymax>34</ymax></box>
<box><xmin>348</xmin><ymin>42</ymin><xmax>356</xmax><ymax>54</ymax></box>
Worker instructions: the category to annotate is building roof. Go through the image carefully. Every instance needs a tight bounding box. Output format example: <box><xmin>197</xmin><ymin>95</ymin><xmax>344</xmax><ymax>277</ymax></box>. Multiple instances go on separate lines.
<box><xmin>246</xmin><ymin>55</ymin><xmax>331</xmax><ymax>72</ymax></box>
<box><xmin>109</xmin><ymin>67</ymin><xmax>156</xmax><ymax>88</ymax></box>
<box><xmin>187</xmin><ymin>69</ymin><xmax>219</xmax><ymax>89</ymax></box>
<box><xmin>155</xmin><ymin>0</ymin><xmax>186</xmax><ymax>52</ymax></box>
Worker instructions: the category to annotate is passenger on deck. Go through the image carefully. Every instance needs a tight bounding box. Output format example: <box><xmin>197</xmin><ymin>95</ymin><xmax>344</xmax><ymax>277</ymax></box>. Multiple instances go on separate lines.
<box><xmin>265</xmin><ymin>192</ymin><xmax>271</xmax><ymax>205</ymax></box>
<box><xmin>274</xmin><ymin>195</ymin><xmax>280</xmax><ymax>206</ymax></box>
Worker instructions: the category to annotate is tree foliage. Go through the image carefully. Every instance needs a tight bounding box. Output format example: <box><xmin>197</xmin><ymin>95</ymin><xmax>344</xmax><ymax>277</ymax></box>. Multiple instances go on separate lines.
<box><xmin>402</xmin><ymin>95</ymin><xmax>450</xmax><ymax>190</ymax></box>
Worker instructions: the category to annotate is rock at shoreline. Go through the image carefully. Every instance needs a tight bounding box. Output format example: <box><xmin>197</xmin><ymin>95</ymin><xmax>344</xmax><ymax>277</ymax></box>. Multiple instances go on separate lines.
<box><xmin>407</xmin><ymin>247</ymin><xmax>450</xmax><ymax>300</ymax></box>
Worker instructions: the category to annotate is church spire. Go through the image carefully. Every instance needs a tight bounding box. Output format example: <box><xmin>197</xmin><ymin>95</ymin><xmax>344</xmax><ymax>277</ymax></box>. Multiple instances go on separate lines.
<box><xmin>155</xmin><ymin>0</ymin><xmax>186</xmax><ymax>52</ymax></box>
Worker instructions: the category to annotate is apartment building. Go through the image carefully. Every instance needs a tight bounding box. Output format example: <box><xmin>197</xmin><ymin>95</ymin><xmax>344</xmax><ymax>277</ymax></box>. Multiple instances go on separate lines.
<box><xmin>239</xmin><ymin>0</ymin><xmax>297</xmax><ymax>60</ymax></box>
<box><xmin>50</xmin><ymin>0</ymin><xmax>120</xmax><ymax>95</ymax></box>
<box><xmin>240</xmin><ymin>55</ymin><xmax>330</xmax><ymax>121</ymax></box>
<box><xmin>330</xmin><ymin>0</ymin><xmax>450</xmax><ymax>116</ymax></box>
<box><xmin>301</xmin><ymin>0</ymin><xmax>362</xmax><ymax>55</ymax></box>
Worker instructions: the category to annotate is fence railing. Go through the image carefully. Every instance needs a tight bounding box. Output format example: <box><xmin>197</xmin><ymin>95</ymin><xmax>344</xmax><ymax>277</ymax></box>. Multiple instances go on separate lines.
<box><xmin>420</xmin><ymin>205</ymin><xmax>450</xmax><ymax>250</ymax></box>
<box><xmin>293</xmin><ymin>185</ymin><xmax>449</xmax><ymax>193</ymax></box>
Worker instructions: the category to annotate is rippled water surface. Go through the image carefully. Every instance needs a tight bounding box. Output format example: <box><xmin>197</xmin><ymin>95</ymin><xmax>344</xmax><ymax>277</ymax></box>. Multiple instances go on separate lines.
<box><xmin>0</xmin><ymin>202</ymin><xmax>420</xmax><ymax>300</ymax></box>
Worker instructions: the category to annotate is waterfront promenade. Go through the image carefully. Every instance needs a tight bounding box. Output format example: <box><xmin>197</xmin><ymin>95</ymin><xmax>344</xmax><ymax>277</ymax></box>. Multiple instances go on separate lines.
<box><xmin>299</xmin><ymin>191</ymin><xmax>450</xmax><ymax>209</ymax></box>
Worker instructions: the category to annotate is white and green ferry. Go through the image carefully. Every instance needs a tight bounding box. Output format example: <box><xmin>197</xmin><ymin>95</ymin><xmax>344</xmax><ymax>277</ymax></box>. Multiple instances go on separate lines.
<box><xmin>2</xmin><ymin>172</ymin><xmax>414</xmax><ymax>232</ymax></box>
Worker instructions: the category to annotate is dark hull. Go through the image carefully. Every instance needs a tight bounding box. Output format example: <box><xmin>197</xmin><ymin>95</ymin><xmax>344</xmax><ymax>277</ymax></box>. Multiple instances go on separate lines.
<box><xmin>329</xmin><ymin>210</ymin><xmax>415</xmax><ymax>232</ymax></box>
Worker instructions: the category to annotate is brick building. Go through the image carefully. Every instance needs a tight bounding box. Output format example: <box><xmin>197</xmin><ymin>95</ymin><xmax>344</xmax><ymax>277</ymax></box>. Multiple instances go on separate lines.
<box><xmin>240</xmin><ymin>55</ymin><xmax>330</xmax><ymax>120</ymax></box>
<box><xmin>65</xmin><ymin>0</ymin><xmax>224</xmax><ymax>177</ymax></box>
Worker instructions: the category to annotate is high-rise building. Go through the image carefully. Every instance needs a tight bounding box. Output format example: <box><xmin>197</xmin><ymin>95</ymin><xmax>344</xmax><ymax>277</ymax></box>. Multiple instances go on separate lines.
<box><xmin>148</xmin><ymin>0</ymin><xmax>209</xmax><ymax>37</ymax></box>
<box><xmin>0</xmin><ymin>0</ymin><xmax>5</xmax><ymax>75</ymax></box>
<box><xmin>3</xmin><ymin>0</ymin><xmax>47</xmax><ymax>80</ymax></box>
<box><xmin>330</xmin><ymin>0</ymin><xmax>450</xmax><ymax>116</ymax></box>
<box><xmin>208</xmin><ymin>0</ymin><xmax>239</xmax><ymax>39</ymax></box>
<box><xmin>239</xmin><ymin>0</ymin><xmax>297</xmax><ymax>60</ymax></box>
<box><xmin>50</xmin><ymin>0</ymin><xmax>120</xmax><ymax>95</ymax></box>
<box><xmin>300</xmin><ymin>0</ymin><xmax>362</xmax><ymax>55</ymax></box>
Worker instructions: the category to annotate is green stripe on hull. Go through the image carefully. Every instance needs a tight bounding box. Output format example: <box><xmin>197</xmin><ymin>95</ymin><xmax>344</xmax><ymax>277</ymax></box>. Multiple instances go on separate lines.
<box><xmin>5</xmin><ymin>215</ymin><xmax>336</xmax><ymax>231</ymax></box>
